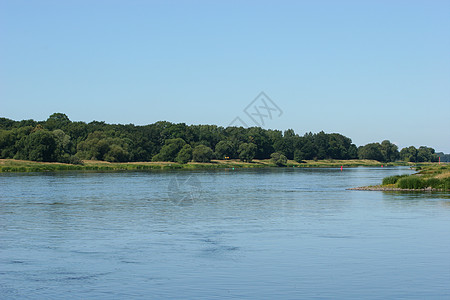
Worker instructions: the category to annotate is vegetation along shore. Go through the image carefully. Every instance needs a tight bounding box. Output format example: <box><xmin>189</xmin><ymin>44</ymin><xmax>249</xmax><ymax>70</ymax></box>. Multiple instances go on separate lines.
<box><xmin>350</xmin><ymin>164</ymin><xmax>450</xmax><ymax>192</ymax></box>
<box><xmin>0</xmin><ymin>158</ymin><xmax>404</xmax><ymax>173</ymax></box>
<box><xmin>1</xmin><ymin>113</ymin><xmax>448</xmax><ymax>169</ymax></box>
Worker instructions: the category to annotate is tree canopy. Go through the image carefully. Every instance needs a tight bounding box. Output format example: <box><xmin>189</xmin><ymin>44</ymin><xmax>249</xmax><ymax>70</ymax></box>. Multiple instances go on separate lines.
<box><xmin>0</xmin><ymin>113</ymin><xmax>442</xmax><ymax>164</ymax></box>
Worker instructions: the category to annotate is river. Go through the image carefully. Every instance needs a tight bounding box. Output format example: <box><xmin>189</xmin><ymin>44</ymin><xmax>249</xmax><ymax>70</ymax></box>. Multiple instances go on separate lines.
<box><xmin>1</xmin><ymin>167</ymin><xmax>449</xmax><ymax>299</ymax></box>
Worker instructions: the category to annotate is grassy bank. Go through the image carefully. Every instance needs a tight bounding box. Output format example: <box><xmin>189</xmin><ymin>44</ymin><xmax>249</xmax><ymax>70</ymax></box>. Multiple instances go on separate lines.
<box><xmin>0</xmin><ymin>158</ymin><xmax>404</xmax><ymax>172</ymax></box>
<box><xmin>354</xmin><ymin>164</ymin><xmax>450</xmax><ymax>191</ymax></box>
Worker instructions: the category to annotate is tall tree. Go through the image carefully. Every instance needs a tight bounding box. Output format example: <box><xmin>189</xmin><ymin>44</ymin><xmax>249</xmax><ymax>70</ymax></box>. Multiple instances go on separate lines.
<box><xmin>238</xmin><ymin>143</ymin><xmax>257</xmax><ymax>162</ymax></box>
<box><xmin>192</xmin><ymin>145</ymin><xmax>213</xmax><ymax>163</ymax></box>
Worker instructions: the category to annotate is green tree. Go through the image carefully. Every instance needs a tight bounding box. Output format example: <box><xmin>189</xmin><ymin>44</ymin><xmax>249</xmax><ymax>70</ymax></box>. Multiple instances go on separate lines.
<box><xmin>3</xmin><ymin>113</ymin><xmax>444</xmax><ymax>166</ymax></box>
<box><xmin>358</xmin><ymin>143</ymin><xmax>384</xmax><ymax>162</ymax></box>
<box><xmin>271</xmin><ymin>152</ymin><xmax>287</xmax><ymax>166</ymax></box>
<box><xmin>0</xmin><ymin>117</ymin><xmax>15</xmax><ymax>130</ymax></box>
<box><xmin>152</xmin><ymin>138</ymin><xmax>186</xmax><ymax>162</ymax></box>
<box><xmin>192</xmin><ymin>145</ymin><xmax>213</xmax><ymax>162</ymax></box>
<box><xmin>417</xmin><ymin>146</ymin><xmax>438</xmax><ymax>162</ymax></box>
<box><xmin>297</xmin><ymin>140</ymin><xmax>315</xmax><ymax>160</ymax></box>
<box><xmin>16</xmin><ymin>130</ymin><xmax>58</xmax><ymax>162</ymax></box>
<box><xmin>247</xmin><ymin>127</ymin><xmax>273</xmax><ymax>159</ymax></box>
<box><xmin>104</xmin><ymin>144</ymin><xmax>129</xmax><ymax>162</ymax></box>
<box><xmin>214</xmin><ymin>140</ymin><xmax>234</xmax><ymax>159</ymax></box>
<box><xmin>76</xmin><ymin>131</ymin><xmax>110</xmax><ymax>160</ymax></box>
<box><xmin>348</xmin><ymin>144</ymin><xmax>358</xmax><ymax>159</ymax></box>
<box><xmin>400</xmin><ymin>146</ymin><xmax>418</xmax><ymax>162</ymax></box>
<box><xmin>380</xmin><ymin>140</ymin><xmax>399</xmax><ymax>162</ymax></box>
<box><xmin>176</xmin><ymin>144</ymin><xmax>193</xmax><ymax>164</ymax></box>
<box><xmin>45</xmin><ymin>113</ymin><xmax>71</xmax><ymax>130</ymax></box>
<box><xmin>76</xmin><ymin>131</ymin><xmax>131</xmax><ymax>161</ymax></box>
<box><xmin>238</xmin><ymin>142</ymin><xmax>257</xmax><ymax>162</ymax></box>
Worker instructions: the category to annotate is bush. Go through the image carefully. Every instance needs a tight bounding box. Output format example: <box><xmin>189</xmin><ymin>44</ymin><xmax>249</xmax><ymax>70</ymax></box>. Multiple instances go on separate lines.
<box><xmin>395</xmin><ymin>176</ymin><xmax>450</xmax><ymax>190</ymax></box>
<box><xmin>443</xmin><ymin>178</ymin><xmax>450</xmax><ymax>190</ymax></box>
<box><xmin>382</xmin><ymin>174</ymin><xmax>408</xmax><ymax>185</ymax></box>
<box><xmin>397</xmin><ymin>176</ymin><xmax>425</xmax><ymax>189</ymax></box>
<box><xmin>425</xmin><ymin>178</ymin><xmax>441</xmax><ymax>189</ymax></box>
<box><xmin>271</xmin><ymin>152</ymin><xmax>287</xmax><ymax>166</ymax></box>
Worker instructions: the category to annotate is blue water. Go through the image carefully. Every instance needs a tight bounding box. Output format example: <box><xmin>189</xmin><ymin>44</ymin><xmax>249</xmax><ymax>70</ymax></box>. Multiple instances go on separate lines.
<box><xmin>1</xmin><ymin>167</ymin><xmax>449</xmax><ymax>299</ymax></box>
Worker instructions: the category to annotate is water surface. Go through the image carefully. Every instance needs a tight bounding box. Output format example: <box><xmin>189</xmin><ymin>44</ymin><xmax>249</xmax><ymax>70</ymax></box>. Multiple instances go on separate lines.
<box><xmin>1</xmin><ymin>167</ymin><xmax>449</xmax><ymax>299</ymax></box>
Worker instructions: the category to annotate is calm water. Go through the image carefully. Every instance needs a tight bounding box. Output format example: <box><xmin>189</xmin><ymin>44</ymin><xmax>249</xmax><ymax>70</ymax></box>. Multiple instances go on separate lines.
<box><xmin>1</xmin><ymin>167</ymin><xmax>450</xmax><ymax>299</ymax></box>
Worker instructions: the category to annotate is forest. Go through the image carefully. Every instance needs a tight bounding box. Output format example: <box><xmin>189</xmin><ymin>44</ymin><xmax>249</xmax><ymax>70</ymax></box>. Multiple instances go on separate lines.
<box><xmin>0</xmin><ymin>113</ymin><xmax>443</xmax><ymax>164</ymax></box>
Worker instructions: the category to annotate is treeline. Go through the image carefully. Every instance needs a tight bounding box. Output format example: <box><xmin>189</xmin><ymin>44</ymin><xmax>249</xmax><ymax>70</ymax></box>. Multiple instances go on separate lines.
<box><xmin>358</xmin><ymin>141</ymin><xmax>439</xmax><ymax>163</ymax></box>
<box><xmin>436</xmin><ymin>152</ymin><xmax>450</xmax><ymax>162</ymax></box>
<box><xmin>0</xmin><ymin>113</ymin><xmax>442</xmax><ymax>164</ymax></box>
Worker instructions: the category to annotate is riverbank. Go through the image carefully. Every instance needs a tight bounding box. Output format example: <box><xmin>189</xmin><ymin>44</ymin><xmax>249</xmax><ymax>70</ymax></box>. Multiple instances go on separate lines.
<box><xmin>0</xmin><ymin>158</ymin><xmax>409</xmax><ymax>172</ymax></box>
<box><xmin>348</xmin><ymin>186</ymin><xmax>446</xmax><ymax>192</ymax></box>
<box><xmin>350</xmin><ymin>164</ymin><xmax>450</xmax><ymax>192</ymax></box>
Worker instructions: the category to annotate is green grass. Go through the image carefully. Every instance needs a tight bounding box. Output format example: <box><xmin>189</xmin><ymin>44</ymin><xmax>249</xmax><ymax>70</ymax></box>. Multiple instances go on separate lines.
<box><xmin>397</xmin><ymin>176</ymin><xmax>426</xmax><ymax>189</ymax></box>
<box><xmin>382</xmin><ymin>174</ymin><xmax>408</xmax><ymax>185</ymax></box>
<box><xmin>396</xmin><ymin>176</ymin><xmax>450</xmax><ymax>190</ymax></box>
<box><xmin>0</xmin><ymin>158</ymin><xmax>444</xmax><ymax>174</ymax></box>
<box><xmin>379</xmin><ymin>163</ymin><xmax>450</xmax><ymax>191</ymax></box>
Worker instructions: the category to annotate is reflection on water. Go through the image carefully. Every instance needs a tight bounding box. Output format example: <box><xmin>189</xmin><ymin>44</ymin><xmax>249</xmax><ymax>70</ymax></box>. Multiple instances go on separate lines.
<box><xmin>1</xmin><ymin>167</ymin><xmax>450</xmax><ymax>299</ymax></box>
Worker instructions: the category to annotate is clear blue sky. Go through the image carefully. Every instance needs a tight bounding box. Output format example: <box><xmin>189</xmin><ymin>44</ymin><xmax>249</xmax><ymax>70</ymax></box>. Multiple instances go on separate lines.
<box><xmin>1</xmin><ymin>0</ymin><xmax>449</xmax><ymax>152</ymax></box>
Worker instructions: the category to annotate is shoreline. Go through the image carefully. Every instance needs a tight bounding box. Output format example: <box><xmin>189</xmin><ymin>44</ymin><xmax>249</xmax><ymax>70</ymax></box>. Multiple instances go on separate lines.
<box><xmin>348</xmin><ymin>186</ymin><xmax>447</xmax><ymax>192</ymax></box>
<box><xmin>0</xmin><ymin>158</ymin><xmax>414</xmax><ymax>173</ymax></box>
<box><xmin>349</xmin><ymin>163</ymin><xmax>450</xmax><ymax>192</ymax></box>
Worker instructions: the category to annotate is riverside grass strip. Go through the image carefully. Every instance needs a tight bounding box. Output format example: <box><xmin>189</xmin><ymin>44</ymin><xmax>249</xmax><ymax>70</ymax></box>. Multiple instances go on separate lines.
<box><xmin>352</xmin><ymin>164</ymin><xmax>450</xmax><ymax>192</ymax></box>
<box><xmin>0</xmin><ymin>159</ymin><xmax>408</xmax><ymax>172</ymax></box>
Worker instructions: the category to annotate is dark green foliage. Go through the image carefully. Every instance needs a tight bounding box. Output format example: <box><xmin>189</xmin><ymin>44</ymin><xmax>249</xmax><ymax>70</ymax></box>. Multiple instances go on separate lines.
<box><xmin>382</xmin><ymin>174</ymin><xmax>408</xmax><ymax>185</ymax></box>
<box><xmin>296</xmin><ymin>141</ymin><xmax>315</xmax><ymax>161</ymax></box>
<box><xmin>357</xmin><ymin>140</ymin><xmax>403</xmax><ymax>163</ymax></box>
<box><xmin>238</xmin><ymin>143</ymin><xmax>257</xmax><ymax>162</ymax></box>
<box><xmin>176</xmin><ymin>145</ymin><xmax>192</xmax><ymax>164</ymax></box>
<box><xmin>152</xmin><ymin>138</ymin><xmax>186</xmax><ymax>162</ymax></box>
<box><xmin>400</xmin><ymin>146</ymin><xmax>418</xmax><ymax>162</ymax></box>
<box><xmin>358</xmin><ymin>143</ymin><xmax>384</xmax><ymax>162</ymax></box>
<box><xmin>0</xmin><ymin>113</ymin><xmax>441</xmax><ymax>164</ymax></box>
<box><xmin>443</xmin><ymin>178</ymin><xmax>450</xmax><ymax>190</ymax></box>
<box><xmin>400</xmin><ymin>145</ymin><xmax>438</xmax><ymax>163</ymax></box>
<box><xmin>192</xmin><ymin>145</ymin><xmax>213</xmax><ymax>163</ymax></box>
<box><xmin>425</xmin><ymin>178</ymin><xmax>441</xmax><ymax>189</ymax></box>
<box><xmin>76</xmin><ymin>131</ymin><xmax>131</xmax><ymax>162</ymax></box>
<box><xmin>45</xmin><ymin>113</ymin><xmax>71</xmax><ymax>131</ymax></box>
<box><xmin>16</xmin><ymin>130</ymin><xmax>58</xmax><ymax>162</ymax></box>
<box><xmin>271</xmin><ymin>152</ymin><xmax>287</xmax><ymax>166</ymax></box>
<box><xmin>214</xmin><ymin>140</ymin><xmax>234</xmax><ymax>159</ymax></box>
<box><xmin>436</xmin><ymin>152</ymin><xmax>450</xmax><ymax>162</ymax></box>
<box><xmin>380</xmin><ymin>140</ymin><xmax>399</xmax><ymax>162</ymax></box>
<box><xmin>104</xmin><ymin>144</ymin><xmax>129</xmax><ymax>162</ymax></box>
<box><xmin>247</xmin><ymin>127</ymin><xmax>274</xmax><ymax>159</ymax></box>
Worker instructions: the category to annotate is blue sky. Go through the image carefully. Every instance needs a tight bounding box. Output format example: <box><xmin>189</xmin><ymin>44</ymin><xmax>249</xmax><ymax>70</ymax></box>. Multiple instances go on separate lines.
<box><xmin>1</xmin><ymin>0</ymin><xmax>449</xmax><ymax>152</ymax></box>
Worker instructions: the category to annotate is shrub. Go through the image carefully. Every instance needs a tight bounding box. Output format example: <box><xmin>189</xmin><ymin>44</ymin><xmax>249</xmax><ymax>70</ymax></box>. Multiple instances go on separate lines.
<box><xmin>271</xmin><ymin>152</ymin><xmax>287</xmax><ymax>167</ymax></box>
<box><xmin>424</xmin><ymin>178</ymin><xmax>441</xmax><ymax>189</ymax></box>
<box><xmin>397</xmin><ymin>176</ymin><xmax>425</xmax><ymax>189</ymax></box>
<box><xmin>382</xmin><ymin>175</ymin><xmax>408</xmax><ymax>185</ymax></box>
<box><xmin>443</xmin><ymin>178</ymin><xmax>450</xmax><ymax>190</ymax></box>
